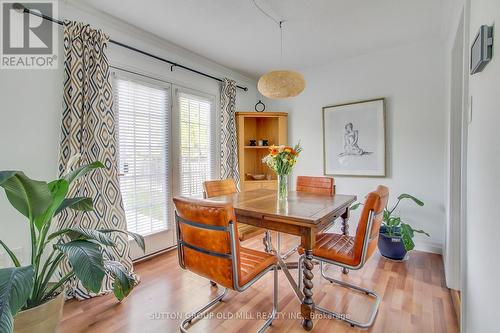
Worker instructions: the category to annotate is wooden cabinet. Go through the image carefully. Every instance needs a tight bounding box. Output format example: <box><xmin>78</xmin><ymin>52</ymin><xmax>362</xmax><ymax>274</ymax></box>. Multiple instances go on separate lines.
<box><xmin>236</xmin><ymin>112</ymin><xmax>288</xmax><ymax>192</ymax></box>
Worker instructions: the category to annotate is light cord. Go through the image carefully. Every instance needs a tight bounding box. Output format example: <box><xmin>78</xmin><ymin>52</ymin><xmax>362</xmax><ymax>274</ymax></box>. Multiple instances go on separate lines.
<box><xmin>251</xmin><ymin>0</ymin><xmax>285</xmax><ymax>63</ymax></box>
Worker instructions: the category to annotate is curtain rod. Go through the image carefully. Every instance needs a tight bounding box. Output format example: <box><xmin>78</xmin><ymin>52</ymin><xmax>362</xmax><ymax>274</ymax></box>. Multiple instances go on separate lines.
<box><xmin>13</xmin><ymin>3</ymin><xmax>249</xmax><ymax>91</ymax></box>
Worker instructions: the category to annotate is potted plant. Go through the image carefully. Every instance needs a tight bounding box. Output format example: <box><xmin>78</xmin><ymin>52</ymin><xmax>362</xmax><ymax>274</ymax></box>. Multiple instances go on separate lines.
<box><xmin>351</xmin><ymin>193</ymin><xmax>429</xmax><ymax>260</ymax></box>
<box><xmin>0</xmin><ymin>161</ymin><xmax>145</xmax><ymax>333</ymax></box>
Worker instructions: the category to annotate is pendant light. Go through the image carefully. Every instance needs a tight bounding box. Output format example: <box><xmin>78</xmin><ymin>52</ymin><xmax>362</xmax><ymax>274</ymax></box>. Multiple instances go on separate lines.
<box><xmin>255</xmin><ymin>3</ymin><xmax>305</xmax><ymax>99</ymax></box>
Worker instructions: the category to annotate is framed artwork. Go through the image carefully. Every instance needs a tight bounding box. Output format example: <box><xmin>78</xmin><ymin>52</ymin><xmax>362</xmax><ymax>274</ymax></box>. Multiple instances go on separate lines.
<box><xmin>323</xmin><ymin>98</ymin><xmax>386</xmax><ymax>177</ymax></box>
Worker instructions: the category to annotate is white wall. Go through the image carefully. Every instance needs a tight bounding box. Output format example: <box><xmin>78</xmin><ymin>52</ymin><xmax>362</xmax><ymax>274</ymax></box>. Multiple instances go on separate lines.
<box><xmin>442</xmin><ymin>0</ymin><xmax>468</xmax><ymax>291</ymax></box>
<box><xmin>465</xmin><ymin>0</ymin><xmax>499</xmax><ymax>331</ymax></box>
<box><xmin>278</xmin><ymin>39</ymin><xmax>447</xmax><ymax>252</ymax></box>
<box><xmin>0</xmin><ymin>2</ymin><xmax>262</xmax><ymax>266</ymax></box>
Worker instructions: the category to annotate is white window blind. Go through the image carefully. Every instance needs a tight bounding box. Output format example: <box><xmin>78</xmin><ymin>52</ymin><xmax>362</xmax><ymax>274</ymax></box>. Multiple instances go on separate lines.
<box><xmin>178</xmin><ymin>91</ymin><xmax>216</xmax><ymax>197</ymax></box>
<box><xmin>115</xmin><ymin>77</ymin><xmax>170</xmax><ymax>236</ymax></box>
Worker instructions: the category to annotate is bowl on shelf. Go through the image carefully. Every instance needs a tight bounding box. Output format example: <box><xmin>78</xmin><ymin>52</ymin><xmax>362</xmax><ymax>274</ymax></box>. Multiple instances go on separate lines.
<box><xmin>246</xmin><ymin>173</ymin><xmax>266</xmax><ymax>180</ymax></box>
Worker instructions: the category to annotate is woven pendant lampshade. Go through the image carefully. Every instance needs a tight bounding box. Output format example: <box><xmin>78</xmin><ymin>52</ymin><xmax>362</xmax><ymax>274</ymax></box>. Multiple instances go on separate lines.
<box><xmin>257</xmin><ymin>70</ymin><xmax>305</xmax><ymax>99</ymax></box>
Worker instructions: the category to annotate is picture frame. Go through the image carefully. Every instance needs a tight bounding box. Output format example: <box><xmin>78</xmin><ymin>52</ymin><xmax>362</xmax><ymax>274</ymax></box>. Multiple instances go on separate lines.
<box><xmin>323</xmin><ymin>98</ymin><xmax>386</xmax><ymax>177</ymax></box>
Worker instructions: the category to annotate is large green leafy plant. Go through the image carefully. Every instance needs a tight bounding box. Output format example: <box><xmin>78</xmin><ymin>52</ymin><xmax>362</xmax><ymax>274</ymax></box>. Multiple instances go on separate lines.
<box><xmin>351</xmin><ymin>193</ymin><xmax>430</xmax><ymax>251</ymax></box>
<box><xmin>0</xmin><ymin>162</ymin><xmax>144</xmax><ymax>332</ymax></box>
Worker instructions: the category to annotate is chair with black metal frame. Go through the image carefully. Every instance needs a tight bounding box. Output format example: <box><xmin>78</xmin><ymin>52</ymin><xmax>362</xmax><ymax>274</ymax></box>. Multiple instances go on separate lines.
<box><xmin>297</xmin><ymin>185</ymin><xmax>389</xmax><ymax>329</ymax></box>
<box><xmin>173</xmin><ymin>196</ymin><xmax>279</xmax><ymax>333</ymax></box>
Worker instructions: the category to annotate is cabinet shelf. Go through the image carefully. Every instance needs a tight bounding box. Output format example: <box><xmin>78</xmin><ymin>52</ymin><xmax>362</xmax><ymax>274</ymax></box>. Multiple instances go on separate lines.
<box><xmin>244</xmin><ymin>146</ymin><xmax>271</xmax><ymax>149</ymax></box>
<box><xmin>236</xmin><ymin>112</ymin><xmax>287</xmax><ymax>192</ymax></box>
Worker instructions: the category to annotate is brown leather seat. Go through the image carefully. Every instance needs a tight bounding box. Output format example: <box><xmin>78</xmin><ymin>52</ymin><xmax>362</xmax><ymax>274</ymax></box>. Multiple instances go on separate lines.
<box><xmin>173</xmin><ymin>196</ymin><xmax>277</xmax><ymax>289</ymax></box>
<box><xmin>296</xmin><ymin>176</ymin><xmax>335</xmax><ymax>195</ymax></box>
<box><xmin>203</xmin><ymin>178</ymin><xmax>267</xmax><ymax>242</ymax></box>
<box><xmin>173</xmin><ymin>196</ymin><xmax>279</xmax><ymax>332</ymax></box>
<box><xmin>298</xmin><ymin>185</ymin><xmax>389</xmax><ymax>268</ymax></box>
<box><xmin>239</xmin><ymin>247</ymin><xmax>277</xmax><ymax>285</ymax></box>
<box><xmin>298</xmin><ymin>185</ymin><xmax>389</xmax><ymax>329</ymax></box>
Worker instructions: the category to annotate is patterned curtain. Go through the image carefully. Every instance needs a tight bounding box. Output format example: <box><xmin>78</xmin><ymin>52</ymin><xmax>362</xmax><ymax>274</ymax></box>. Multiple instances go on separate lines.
<box><xmin>57</xmin><ymin>21</ymin><xmax>136</xmax><ymax>299</ymax></box>
<box><xmin>220</xmin><ymin>78</ymin><xmax>240</xmax><ymax>185</ymax></box>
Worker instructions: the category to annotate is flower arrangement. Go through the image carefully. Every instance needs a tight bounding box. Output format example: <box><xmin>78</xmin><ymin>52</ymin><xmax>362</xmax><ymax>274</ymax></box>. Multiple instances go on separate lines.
<box><xmin>262</xmin><ymin>143</ymin><xmax>302</xmax><ymax>200</ymax></box>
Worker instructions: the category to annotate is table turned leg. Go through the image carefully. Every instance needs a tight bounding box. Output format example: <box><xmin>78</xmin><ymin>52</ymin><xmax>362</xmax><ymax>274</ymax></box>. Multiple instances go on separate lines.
<box><xmin>301</xmin><ymin>249</ymin><xmax>314</xmax><ymax>331</ymax></box>
<box><xmin>341</xmin><ymin>208</ymin><xmax>350</xmax><ymax>275</ymax></box>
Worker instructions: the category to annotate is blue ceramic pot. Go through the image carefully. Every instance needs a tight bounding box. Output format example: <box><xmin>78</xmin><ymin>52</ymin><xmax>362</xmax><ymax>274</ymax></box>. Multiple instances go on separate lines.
<box><xmin>378</xmin><ymin>226</ymin><xmax>407</xmax><ymax>260</ymax></box>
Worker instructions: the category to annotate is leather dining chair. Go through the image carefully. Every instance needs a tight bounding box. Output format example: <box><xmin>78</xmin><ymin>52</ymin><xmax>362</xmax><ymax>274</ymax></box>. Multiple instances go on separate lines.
<box><xmin>203</xmin><ymin>179</ymin><xmax>268</xmax><ymax>244</ymax></box>
<box><xmin>296</xmin><ymin>175</ymin><xmax>335</xmax><ymax>195</ymax></box>
<box><xmin>173</xmin><ymin>197</ymin><xmax>278</xmax><ymax>333</ymax></box>
<box><xmin>276</xmin><ymin>176</ymin><xmax>336</xmax><ymax>259</ymax></box>
<box><xmin>298</xmin><ymin>185</ymin><xmax>389</xmax><ymax>329</ymax></box>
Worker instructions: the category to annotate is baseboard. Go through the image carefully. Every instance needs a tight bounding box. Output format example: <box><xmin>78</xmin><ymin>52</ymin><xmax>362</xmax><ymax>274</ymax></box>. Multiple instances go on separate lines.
<box><xmin>414</xmin><ymin>240</ymin><xmax>443</xmax><ymax>254</ymax></box>
<box><xmin>450</xmin><ymin>289</ymin><xmax>461</xmax><ymax>325</ymax></box>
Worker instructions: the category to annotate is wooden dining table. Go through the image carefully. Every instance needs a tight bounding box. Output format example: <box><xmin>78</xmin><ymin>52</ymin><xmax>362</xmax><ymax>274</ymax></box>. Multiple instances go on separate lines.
<box><xmin>208</xmin><ymin>188</ymin><xmax>357</xmax><ymax>331</ymax></box>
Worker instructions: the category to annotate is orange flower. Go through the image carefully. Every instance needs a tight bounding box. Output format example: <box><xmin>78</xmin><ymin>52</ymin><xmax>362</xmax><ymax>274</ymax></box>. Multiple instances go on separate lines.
<box><xmin>270</xmin><ymin>148</ymin><xmax>278</xmax><ymax>156</ymax></box>
<box><xmin>284</xmin><ymin>147</ymin><xmax>292</xmax><ymax>153</ymax></box>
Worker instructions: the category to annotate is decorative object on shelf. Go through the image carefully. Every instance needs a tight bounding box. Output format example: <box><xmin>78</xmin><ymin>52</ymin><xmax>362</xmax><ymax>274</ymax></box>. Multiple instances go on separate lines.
<box><xmin>0</xmin><ymin>161</ymin><xmax>145</xmax><ymax>333</ymax></box>
<box><xmin>323</xmin><ymin>98</ymin><xmax>386</xmax><ymax>177</ymax></box>
<box><xmin>254</xmin><ymin>100</ymin><xmax>266</xmax><ymax>112</ymax></box>
<box><xmin>262</xmin><ymin>143</ymin><xmax>302</xmax><ymax>201</ymax></box>
<box><xmin>252</xmin><ymin>1</ymin><xmax>305</xmax><ymax>99</ymax></box>
<box><xmin>246</xmin><ymin>173</ymin><xmax>266</xmax><ymax>181</ymax></box>
<box><xmin>258</xmin><ymin>139</ymin><xmax>264</xmax><ymax>146</ymax></box>
<box><xmin>249</xmin><ymin>139</ymin><xmax>257</xmax><ymax>146</ymax></box>
<box><xmin>351</xmin><ymin>193</ymin><xmax>429</xmax><ymax>260</ymax></box>
<box><xmin>262</xmin><ymin>139</ymin><xmax>269</xmax><ymax>146</ymax></box>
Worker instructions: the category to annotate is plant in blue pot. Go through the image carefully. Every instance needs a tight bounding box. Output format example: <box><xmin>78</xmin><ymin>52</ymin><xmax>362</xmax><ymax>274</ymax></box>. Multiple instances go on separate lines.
<box><xmin>351</xmin><ymin>193</ymin><xmax>429</xmax><ymax>260</ymax></box>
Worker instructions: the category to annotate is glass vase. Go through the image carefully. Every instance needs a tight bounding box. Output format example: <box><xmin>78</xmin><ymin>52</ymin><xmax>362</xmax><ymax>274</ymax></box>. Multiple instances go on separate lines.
<box><xmin>277</xmin><ymin>174</ymin><xmax>288</xmax><ymax>201</ymax></box>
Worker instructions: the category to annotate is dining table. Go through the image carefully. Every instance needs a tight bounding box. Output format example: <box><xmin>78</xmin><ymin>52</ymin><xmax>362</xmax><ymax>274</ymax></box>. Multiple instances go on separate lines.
<box><xmin>207</xmin><ymin>188</ymin><xmax>357</xmax><ymax>331</ymax></box>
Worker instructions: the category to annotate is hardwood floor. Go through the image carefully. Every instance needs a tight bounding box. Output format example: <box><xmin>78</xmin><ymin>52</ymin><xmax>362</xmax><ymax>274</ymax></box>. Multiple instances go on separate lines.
<box><xmin>60</xmin><ymin>234</ymin><xmax>458</xmax><ymax>333</ymax></box>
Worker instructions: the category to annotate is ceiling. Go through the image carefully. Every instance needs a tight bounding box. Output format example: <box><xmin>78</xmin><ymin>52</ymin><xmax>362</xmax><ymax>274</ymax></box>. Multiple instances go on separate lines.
<box><xmin>77</xmin><ymin>0</ymin><xmax>444</xmax><ymax>79</ymax></box>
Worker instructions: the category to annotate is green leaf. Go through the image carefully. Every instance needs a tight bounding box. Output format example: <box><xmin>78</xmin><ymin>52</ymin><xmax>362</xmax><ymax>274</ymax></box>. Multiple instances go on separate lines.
<box><xmin>350</xmin><ymin>202</ymin><xmax>362</xmax><ymax>211</ymax></box>
<box><xmin>0</xmin><ymin>266</ymin><xmax>35</xmax><ymax>333</ymax></box>
<box><xmin>400</xmin><ymin>224</ymin><xmax>416</xmax><ymax>251</ymax></box>
<box><xmin>0</xmin><ymin>171</ymin><xmax>52</xmax><ymax>220</ymax></box>
<box><xmin>48</xmin><ymin>228</ymin><xmax>116</xmax><ymax>247</ymax></box>
<box><xmin>104</xmin><ymin>261</ymin><xmax>135</xmax><ymax>301</ymax></box>
<box><xmin>100</xmin><ymin>229</ymin><xmax>145</xmax><ymax>252</ymax></box>
<box><xmin>412</xmin><ymin>228</ymin><xmax>430</xmax><ymax>237</ymax></box>
<box><xmin>64</xmin><ymin>161</ymin><xmax>105</xmax><ymax>185</ymax></box>
<box><xmin>0</xmin><ymin>172</ymin><xmax>16</xmax><ymax>186</ymax></box>
<box><xmin>383</xmin><ymin>209</ymin><xmax>390</xmax><ymax>222</ymax></box>
<box><xmin>54</xmin><ymin>197</ymin><xmax>93</xmax><ymax>216</ymax></box>
<box><xmin>34</xmin><ymin>179</ymin><xmax>69</xmax><ymax>231</ymax></box>
<box><xmin>54</xmin><ymin>240</ymin><xmax>105</xmax><ymax>293</ymax></box>
<box><xmin>0</xmin><ymin>241</ymin><xmax>21</xmax><ymax>267</ymax></box>
<box><xmin>386</xmin><ymin>216</ymin><xmax>400</xmax><ymax>228</ymax></box>
<box><xmin>397</xmin><ymin>193</ymin><xmax>424</xmax><ymax>206</ymax></box>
